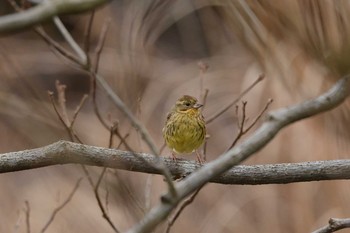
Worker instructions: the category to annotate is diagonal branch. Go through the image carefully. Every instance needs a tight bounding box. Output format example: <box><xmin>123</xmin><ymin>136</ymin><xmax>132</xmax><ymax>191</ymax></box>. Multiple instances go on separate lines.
<box><xmin>40</xmin><ymin>178</ymin><xmax>83</xmax><ymax>233</ymax></box>
<box><xmin>0</xmin><ymin>0</ymin><xmax>110</xmax><ymax>34</ymax></box>
<box><xmin>312</xmin><ymin>218</ymin><xmax>350</xmax><ymax>233</ymax></box>
<box><xmin>128</xmin><ymin>75</ymin><xmax>350</xmax><ymax>233</ymax></box>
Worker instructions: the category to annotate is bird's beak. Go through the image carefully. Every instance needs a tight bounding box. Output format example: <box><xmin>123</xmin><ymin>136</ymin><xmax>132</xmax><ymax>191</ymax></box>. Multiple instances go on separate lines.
<box><xmin>193</xmin><ymin>103</ymin><xmax>203</xmax><ymax>109</ymax></box>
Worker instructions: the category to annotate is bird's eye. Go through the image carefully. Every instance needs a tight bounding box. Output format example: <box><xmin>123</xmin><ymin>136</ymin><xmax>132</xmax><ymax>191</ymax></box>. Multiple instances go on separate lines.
<box><xmin>184</xmin><ymin>102</ymin><xmax>191</xmax><ymax>106</ymax></box>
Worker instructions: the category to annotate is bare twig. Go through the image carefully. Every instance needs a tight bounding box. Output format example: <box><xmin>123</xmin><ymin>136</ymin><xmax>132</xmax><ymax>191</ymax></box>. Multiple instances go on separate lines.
<box><xmin>243</xmin><ymin>98</ymin><xmax>273</xmax><ymax>133</ymax></box>
<box><xmin>48</xmin><ymin>88</ymin><xmax>86</xmax><ymax>144</ymax></box>
<box><xmin>206</xmin><ymin>74</ymin><xmax>265</xmax><ymax>124</ymax></box>
<box><xmin>35</xmin><ymin>27</ymin><xmax>84</xmax><ymax>66</ymax></box>
<box><xmin>93</xmin><ymin>18</ymin><xmax>111</xmax><ymax>73</ymax></box>
<box><xmin>81</xmin><ymin>165</ymin><xmax>94</xmax><ymax>187</ymax></box>
<box><xmin>202</xmin><ymin>89</ymin><xmax>209</xmax><ymax>109</ymax></box>
<box><xmin>40</xmin><ymin>178</ymin><xmax>82</xmax><ymax>233</ymax></box>
<box><xmin>24</xmin><ymin>200</ymin><xmax>30</xmax><ymax>233</ymax></box>
<box><xmin>0</xmin><ymin>0</ymin><xmax>109</xmax><ymax>34</ymax></box>
<box><xmin>227</xmin><ymin>101</ymin><xmax>247</xmax><ymax>150</ymax></box>
<box><xmin>312</xmin><ymin>218</ymin><xmax>350</xmax><ymax>233</ymax></box>
<box><xmin>165</xmin><ymin>186</ymin><xmax>204</xmax><ymax>233</ymax></box>
<box><xmin>83</xmin><ymin>11</ymin><xmax>95</xmax><ymax>57</ymax></box>
<box><xmin>70</xmin><ymin>94</ymin><xmax>89</xmax><ymax>128</ymax></box>
<box><xmin>52</xmin><ymin>16</ymin><xmax>87</xmax><ymax>64</ymax></box>
<box><xmin>93</xmin><ymin>168</ymin><xmax>121</xmax><ymax>233</ymax></box>
<box><xmin>18</xmin><ymin>0</ymin><xmax>176</xmax><ymax>198</ymax></box>
<box><xmin>88</xmin><ymin>18</ymin><xmax>113</xmax><ymax>130</ymax></box>
<box><xmin>197</xmin><ymin>61</ymin><xmax>209</xmax><ymax>104</ymax></box>
<box><xmin>5</xmin><ymin>0</ymin><xmax>83</xmax><ymax>66</ymax></box>
<box><xmin>48</xmin><ymin>91</ymin><xmax>74</xmax><ymax>141</ymax></box>
<box><xmin>227</xmin><ymin>99</ymin><xmax>272</xmax><ymax>151</ymax></box>
<box><xmin>87</xmin><ymin>123</ymin><xmax>127</xmax><ymax>233</ymax></box>
<box><xmin>55</xmin><ymin>80</ymin><xmax>70</xmax><ymax>126</ymax></box>
<box><xmin>108</xmin><ymin>122</ymin><xmax>118</xmax><ymax>148</ymax></box>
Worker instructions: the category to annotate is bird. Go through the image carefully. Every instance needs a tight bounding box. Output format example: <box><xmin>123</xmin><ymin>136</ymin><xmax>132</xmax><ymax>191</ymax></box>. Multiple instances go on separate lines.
<box><xmin>163</xmin><ymin>95</ymin><xmax>206</xmax><ymax>163</ymax></box>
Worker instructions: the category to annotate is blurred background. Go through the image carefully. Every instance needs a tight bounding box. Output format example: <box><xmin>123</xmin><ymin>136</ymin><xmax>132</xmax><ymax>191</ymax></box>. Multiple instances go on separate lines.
<box><xmin>1</xmin><ymin>0</ymin><xmax>350</xmax><ymax>232</ymax></box>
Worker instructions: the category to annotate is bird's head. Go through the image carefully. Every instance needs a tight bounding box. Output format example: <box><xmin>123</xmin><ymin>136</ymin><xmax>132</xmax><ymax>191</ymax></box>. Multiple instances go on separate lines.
<box><xmin>175</xmin><ymin>95</ymin><xmax>203</xmax><ymax>112</ymax></box>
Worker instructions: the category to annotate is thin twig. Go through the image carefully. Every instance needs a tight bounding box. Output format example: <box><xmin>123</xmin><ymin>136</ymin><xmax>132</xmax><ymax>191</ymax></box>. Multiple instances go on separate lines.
<box><xmin>227</xmin><ymin>101</ymin><xmax>247</xmax><ymax>150</ymax></box>
<box><xmin>88</xmin><ymin>123</ymin><xmax>127</xmax><ymax>233</ymax></box>
<box><xmin>312</xmin><ymin>218</ymin><xmax>350</xmax><ymax>233</ymax></box>
<box><xmin>91</xmin><ymin>167</ymin><xmax>121</xmax><ymax>230</ymax></box>
<box><xmin>48</xmin><ymin>91</ymin><xmax>74</xmax><ymax>141</ymax></box>
<box><xmin>94</xmin><ymin>18</ymin><xmax>111</xmax><ymax>73</ymax></box>
<box><xmin>48</xmin><ymin>87</ymin><xmax>85</xmax><ymax>143</ymax></box>
<box><xmin>227</xmin><ymin>99</ymin><xmax>272</xmax><ymax>151</ymax></box>
<box><xmin>136</xmin><ymin>96</ymin><xmax>144</xmax><ymax>152</ymax></box>
<box><xmin>28</xmin><ymin>2</ymin><xmax>176</xmax><ymax>199</ymax></box>
<box><xmin>83</xmin><ymin>11</ymin><xmax>95</xmax><ymax>57</ymax></box>
<box><xmin>108</xmin><ymin>122</ymin><xmax>118</xmax><ymax>148</ymax></box>
<box><xmin>36</xmin><ymin>26</ymin><xmax>84</xmax><ymax>66</ymax></box>
<box><xmin>55</xmin><ymin>80</ymin><xmax>70</xmax><ymax>126</ymax></box>
<box><xmin>85</xmin><ymin>17</ymin><xmax>112</xmax><ymax>130</ymax></box>
<box><xmin>243</xmin><ymin>98</ymin><xmax>273</xmax><ymax>133</ymax></box>
<box><xmin>71</xmin><ymin>94</ymin><xmax>89</xmax><ymax>128</ymax></box>
<box><xmin>90</xmin><ymin>72</ymin><xmax>110</xmax><ymax>129</ymax></box>
<box><xmin>165</xmin><ymin>186</ymin><xmax>204</xmax><ymax>233</ymax></box>
<box><xmin>0</xmin><ymin>0</ymin><xmax>108</xmax><ymax>34</ymax></box>
<box><xmin>202</xmin><ymin>89</ymin><xmax>209</xmax><ymax>110</ymax></box>
<box><xmin>40</xmin><ymin>178</ymin><xmax>83</xmax><ymax>233</ymax></box>
<box><xmin>5</xmin><ymin>0</ymin><xmax>82</xmax><ymax>66</ymax></box>
<box><xmin>53</xmin><ymin>16</ymin><xmax>87</xmax><ymax>65</ymax></box>
<box><xmin>24</xmin><ymin>200</ymin><xmax>30</xmax><ymax>233</ymax></box>
<box><xmin>206</xmin><ymin>74</ymin><xmax>265</xmax><ymax>124</ymax></box>
<box><xmin>197</xmin><ymin>61</ymin><xmax>209</xmax><ymax>104</ymax></box>
<box><xmin>81</xmin><ymin>165</ymin><xmax>94</xmax><ymax>187</ymax></box>
<box><xmin>105</xmin><ymin>181</ymin><xmax>110</xmax><ymax>214</ymax></box>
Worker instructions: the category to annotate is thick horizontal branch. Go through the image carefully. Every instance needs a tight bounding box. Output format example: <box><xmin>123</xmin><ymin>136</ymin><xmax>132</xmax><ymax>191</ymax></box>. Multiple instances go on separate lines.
<box><xmin>1</xmin><ymin>140</ymin><xmax>350</xmax><ymax>185</ymax></box>
<box><xmin>0</xmin><ymin>0</ymin><xmax>109</xmax><ymax>34</ymax></box>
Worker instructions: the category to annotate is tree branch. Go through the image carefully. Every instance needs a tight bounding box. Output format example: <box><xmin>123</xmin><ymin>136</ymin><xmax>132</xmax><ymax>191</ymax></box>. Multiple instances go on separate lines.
<box><xmin>0</xmin><ymin>0</ymin><xmax>110</xmax><ymax>34</ymax></box>
<box><xmin>312</xmin><ymin>218</ymin><xmax>350</xmax><ymax>233</ymax></box>
<box><xmin>2</xmin><ymin>140</ymin><xmax>350</xmax><ymax>185</ymax></box>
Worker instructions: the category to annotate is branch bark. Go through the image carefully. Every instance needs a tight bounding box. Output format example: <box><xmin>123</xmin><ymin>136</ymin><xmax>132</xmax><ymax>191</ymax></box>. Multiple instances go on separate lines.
<box><xmin>312</xmin><ymin>218</ymin><xmax>350</xmax><ymax>233</ymax></box>
<box><xmin>2</xmin><ymin>140</ymin><xmax>350</xmax><ymax>185</ymax></box>
<box><xmin>0</xmin><ymin>0</ymin><xmax>109</xmax><ymax>34</ymax></box>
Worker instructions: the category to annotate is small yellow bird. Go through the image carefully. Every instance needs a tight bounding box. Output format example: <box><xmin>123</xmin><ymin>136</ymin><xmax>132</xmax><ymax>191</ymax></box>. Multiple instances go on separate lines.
<box><xmin>163</xmin><ymin>95</ymin><xmax>206</xmax><ymax>163</ymax></box>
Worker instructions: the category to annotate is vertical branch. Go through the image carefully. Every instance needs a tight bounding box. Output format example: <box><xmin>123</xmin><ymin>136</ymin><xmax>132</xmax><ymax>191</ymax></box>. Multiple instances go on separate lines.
<box><xmin>83</xmin><ymin>11</ymin><xmax>96</xmax><ymax>58</ymax></box>
<box><xmin>24</xmin><ymin>200</ymin><xmax>30</xmax><ymax>233</ymax></box>
<box><xmin>197</xmin><ymin>61</ymin><xmax>209</xmax><ymax>103</ymax></box>
<box><xmin>55</xmin><ymin>80</ymin><xmax>70</xmax><ymax>126</ymax></box>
